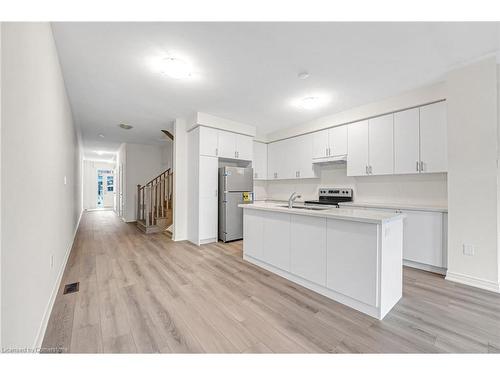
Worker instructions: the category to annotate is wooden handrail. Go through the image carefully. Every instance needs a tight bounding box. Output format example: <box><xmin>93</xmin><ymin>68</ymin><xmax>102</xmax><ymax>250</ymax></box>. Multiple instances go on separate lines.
<box><xmin>143</xmin><ymin>168</ymin><xmax>171</xmax><ymax>187</ymax></box>
<box><xmin>137</xmin><ymin>168</ymin><xmax>173</xmax><ymax>229</ymax></box>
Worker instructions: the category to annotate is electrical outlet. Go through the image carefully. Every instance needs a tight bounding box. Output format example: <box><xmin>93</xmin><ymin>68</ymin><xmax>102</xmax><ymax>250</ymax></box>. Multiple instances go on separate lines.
<box><xmin>463</xmin><ymin>244</ymin><xmax>475</xmax><ymax>256</ymax></box>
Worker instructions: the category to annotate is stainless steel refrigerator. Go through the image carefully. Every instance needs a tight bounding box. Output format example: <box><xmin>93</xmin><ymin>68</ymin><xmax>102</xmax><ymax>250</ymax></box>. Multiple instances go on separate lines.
<box><xmin>218</xmin><ymin>166</ymin><xmax>254</xmax><ymax>242</ymax></box>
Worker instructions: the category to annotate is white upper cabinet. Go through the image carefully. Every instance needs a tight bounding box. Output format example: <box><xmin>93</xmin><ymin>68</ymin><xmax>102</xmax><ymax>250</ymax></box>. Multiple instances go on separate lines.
<box><xmin>267</xmin><ymin>140</ymin><xmax>284</xmax><ymax>180</ymax></box>
<box><xmin>368</xmin><ymin>114</ymin><xmax>394</xmax><ymax>175</ymax></box>
<box><xmin>253</xmin><ymin>141</ymin><xmax>267</xmax><ymax>180</ymax></box>
<box><xmin>394</xmin><ymin>108</ymin><xmax>420</xmax><ymax>174</ymax></box>
<box><xmin>294</xmin><ymin>134</ymin><xmax>317</xmax><ymax>179</ymax></box>
<box><xmin>217</xmin><ymin>130</ymin><xmax>237</xmax><ymax>159</ymax></box>
<box><xmin>312</xmin><ymin>125</ymin><xmax>348</xmax><ymax>160</ymax></box>
<box><xmin>199</xmin><ymin>126</ymin><xmax>219</xmax><ymax>157</ymax></box>
<box><xmin>235</xmin><ymin>134</ymin><xmax>253</xmax><ymax>161</ymax></box>
<box><xmin>347</xmin><ymin>120</ymin><xmax>369</xmax><ymax>176</ymax></box>
<box><xmin>267</xmin><ymin>135</ymin><xmax>317</xmax><ymax>180</ymax></box>
<box><xmin>329</xmin><ymin>125</ymin><xmax>348</xmax><ymax>157</ymax></box>
<box><xmin>420</xmin><ymin>101</ymin><xmax>447</xmax><ymax>173</ymax></box>
<box><xmin>312</xmin><ymin>129</ymin><xmax>329</xmax><ymax>159</ymax></box>
<box><xmin>198</xmin><ymin>126</ymin><xmax>254</xmax><ymax>161</ymax></box>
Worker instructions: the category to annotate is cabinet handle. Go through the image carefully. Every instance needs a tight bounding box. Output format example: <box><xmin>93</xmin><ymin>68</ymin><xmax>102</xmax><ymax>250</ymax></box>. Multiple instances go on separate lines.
<box><xmin>328</xmin><ymin>147</ymin><xmax>331</xmax><ymax>156</ymax></box>
<box><xmin>365</xmin><ymin>165</ymin><xmax>368</xmax><ymax>174</ymax></box>
<box><xmin>420</xmin><ymin>161</ymin><xmax>424</xmax><ymax>172</ymax></box>
<box><xmin>416</xmin><ymin>161</ymin><xmax>419</xmax><ymax>172</ymax></box>
<box><xmin>297</xmin><ymin>171</ymin><xmax>300</xmax><ymax>178</ymax></box>
<box><xmin>215</xmin><ymin>148</ymin><xmax>218</xmax><ymax>156</ymax></box>
<box><xmin>370</xmin><ymin>165</ymin><xmax>373</xmax><ymax>174</ymax></box>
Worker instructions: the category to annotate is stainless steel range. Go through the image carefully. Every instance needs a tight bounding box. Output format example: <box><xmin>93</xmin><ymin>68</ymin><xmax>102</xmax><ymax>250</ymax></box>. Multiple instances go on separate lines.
<box><xmin>304</xmin><ymin>187</ymin><xmax>353</xmax><ymax>207</ymax></box>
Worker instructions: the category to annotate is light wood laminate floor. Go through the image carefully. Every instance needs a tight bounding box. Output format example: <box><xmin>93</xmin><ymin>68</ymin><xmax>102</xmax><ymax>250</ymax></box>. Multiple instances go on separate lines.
<box><xmin>42</xmin><ymin>210</ymin><xmax>500</xmax><ymax>353</ymax></box>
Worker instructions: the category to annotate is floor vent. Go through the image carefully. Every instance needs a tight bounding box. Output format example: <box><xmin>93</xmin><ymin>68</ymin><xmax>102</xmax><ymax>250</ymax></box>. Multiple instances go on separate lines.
<box><xmin>63</xmin><ymin>282</ymin><xmax>80</xmax><ymax>295</ymax></box>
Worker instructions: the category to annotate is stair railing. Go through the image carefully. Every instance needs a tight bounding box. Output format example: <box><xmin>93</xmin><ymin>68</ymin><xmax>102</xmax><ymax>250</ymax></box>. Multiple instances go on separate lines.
<box><xmin>137</xmin><ymin>168</ymin><xmax>173</xmax><ymax>228</ymax></box>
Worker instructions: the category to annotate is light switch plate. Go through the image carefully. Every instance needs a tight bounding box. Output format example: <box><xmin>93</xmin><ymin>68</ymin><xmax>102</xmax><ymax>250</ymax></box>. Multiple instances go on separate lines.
<box><xmin>463</xmin><ymin>244</ymin><xmax>475</xmax><ymax>256</ymax></box>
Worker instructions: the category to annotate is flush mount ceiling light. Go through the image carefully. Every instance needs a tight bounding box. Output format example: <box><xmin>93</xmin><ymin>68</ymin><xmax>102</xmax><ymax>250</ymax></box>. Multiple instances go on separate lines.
<box><xmin>98</xmin><ymin>133</ymin><xmax>105</xmax><ymax>138</ymax></box>
<box><xmin>292</xmin><ymin>94</ymin><xmax>331</xmax><ymax>110</ymax></box>
<box><xmin>297</xmin><ymin>71</ymin><xmax>310</xmax><ymax>80</ymax></box>
<box><xmin>159</xmin><ymin>56</ymin><xmax>194</xmax><ymax>80</ymax></box>
<box><xmin>118</xmin><ymin>123</ymin><xmax>133</xmax><ymax>130</ymax></box>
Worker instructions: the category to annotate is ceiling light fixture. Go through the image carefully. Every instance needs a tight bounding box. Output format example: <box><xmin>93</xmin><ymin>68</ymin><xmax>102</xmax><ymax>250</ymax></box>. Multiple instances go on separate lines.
<box><xmin>297</xmin><ymin>71</ymin><xmax>310</xmax><ymax>80</ymax></box>
<box><xmin>292</xmin><ymin>94</ymin><xmax>331</xmax><ymax>110</ymax></box>
<box><xmin>159</xmin><ymin>56</ymin><xmax>194</xmax><ymax>79</ymax></box>
<box><xmin>98</xmin><ymin>133</ymin><xmax>105</xmax><ymax>138</ymax></box>
<box><xmin>118</xmin><ymin>123</ymin><xmax>133</xmax><ymax>130</ymax></box>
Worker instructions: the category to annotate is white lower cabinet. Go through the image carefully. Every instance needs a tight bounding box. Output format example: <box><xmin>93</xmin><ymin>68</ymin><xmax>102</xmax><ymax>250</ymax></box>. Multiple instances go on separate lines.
<box><xmin>402</xmin><ymin>210</ymin><xmax>445</xmax><ymax>268</ymax></box>
<box><xmin>262</xmin><ymin>211</ymin><xmax>290</xmax><ymax>271</ymax></box>
<box><xmin>344</xmin><ymin>204</ymin><xmax>447</xmax><ymax>271</ymax></box>
<box><xmin>290</xmin><ymin>215</ymin><xmax>327</xmax><ymax>286</ymax></box>
<box><xmin>243</xmin><ymin>209</ymin><xmax>264</xmax><ymax>259</ymax></box>
<box><xmin>326</xmin><ymin>219</ymin><xmax>378</xmax><ymax>306</ymax></box>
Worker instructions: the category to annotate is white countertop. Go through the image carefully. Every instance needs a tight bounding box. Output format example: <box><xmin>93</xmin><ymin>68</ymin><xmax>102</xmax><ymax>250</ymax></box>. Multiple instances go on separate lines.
<box><xmin>338</xmin><ymin>201</ymin><xmax>448</xmax><ymax>213</ymax></box>
<box><xmin>239</xmin><ymin>201</ymin><xmax>405</xmax><ymax>224</ymax></box>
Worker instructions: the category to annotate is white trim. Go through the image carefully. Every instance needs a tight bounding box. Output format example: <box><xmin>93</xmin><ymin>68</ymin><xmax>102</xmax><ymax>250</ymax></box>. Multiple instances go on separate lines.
<box><xmin>33</xmin><ymin>209</ymin><xmax>83</xmax><ymax>349</ymax></box>
<box><xmin>445</xmin><ymin>271</ymin><xmax>500</xmax><ymax>293</ymax></box>
<box><xmin>403</xmin><ymin>259</ymin><xmax>447</xmax><ymax>275</ymax></box>
<box><xmin>187</xmin><ymin>112</ymin><xmax>256</xmax><ymax>137</ymax></box>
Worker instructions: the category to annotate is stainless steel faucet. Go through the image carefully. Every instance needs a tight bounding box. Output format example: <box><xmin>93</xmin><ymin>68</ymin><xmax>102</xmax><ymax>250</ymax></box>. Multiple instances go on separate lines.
<box><xmin>288</xmin><ymin>192</ymin><xmax>302</xmax><ymax>208</ymax></box>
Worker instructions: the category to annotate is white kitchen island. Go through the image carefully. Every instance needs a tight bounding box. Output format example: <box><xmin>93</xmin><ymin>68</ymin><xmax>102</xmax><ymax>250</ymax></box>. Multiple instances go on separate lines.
<box><xmin>240</xmin><ymin>202</ymin><xmax>405</xmax><ymax>319</ymax></box>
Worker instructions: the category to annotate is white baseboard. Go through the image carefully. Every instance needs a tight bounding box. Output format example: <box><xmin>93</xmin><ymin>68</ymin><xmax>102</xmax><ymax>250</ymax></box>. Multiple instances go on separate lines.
<box><xmin>403</xmin><ymin>259</ymin><xmax>447</xmax><ymax>275</ymax></box>
<box><xmin>33</xmin><ymin>209</ymin><xmax>83</xmax><ymax>350</ymax></box>
<box><xmin>446</xmin><ymin>271</ymin><xmax>500</xmax><ymax>293</ymax></box>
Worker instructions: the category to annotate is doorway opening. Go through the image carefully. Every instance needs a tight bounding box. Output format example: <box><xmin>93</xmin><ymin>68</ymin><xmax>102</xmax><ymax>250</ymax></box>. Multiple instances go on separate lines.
<box><xmin>97</xmin><ymin>169</ymin><xmax>114</xmax><ymax>208</ymax></box>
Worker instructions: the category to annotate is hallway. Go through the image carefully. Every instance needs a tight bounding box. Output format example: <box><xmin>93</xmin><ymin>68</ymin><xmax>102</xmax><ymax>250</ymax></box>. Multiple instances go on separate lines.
<box><xmin>42</xmin><ymin>211</ymin><xmax>500</xmax><ymax>353</ymax></box>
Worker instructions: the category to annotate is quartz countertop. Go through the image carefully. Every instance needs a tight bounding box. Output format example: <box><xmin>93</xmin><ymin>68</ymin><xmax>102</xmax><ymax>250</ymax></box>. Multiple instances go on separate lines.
<box><xmin>239</xmin><ymin>201</ymin><xmax>405</xmax><ymax>224</ymax></box>
<box><xmin>338</xmin><ymin>201</ymin><xmax>448</xmax><ymax>213</ymax></box>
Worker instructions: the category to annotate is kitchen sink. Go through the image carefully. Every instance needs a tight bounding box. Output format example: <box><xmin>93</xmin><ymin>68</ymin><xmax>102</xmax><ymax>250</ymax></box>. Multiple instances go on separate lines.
<box><xmin>278</xmin><ymin>205</ymin><xmax>331</xmax><ymax>211</ymax></box>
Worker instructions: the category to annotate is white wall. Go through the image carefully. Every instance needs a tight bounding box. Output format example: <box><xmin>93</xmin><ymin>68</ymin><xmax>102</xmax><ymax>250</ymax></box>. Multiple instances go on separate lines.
<box><xmin>173</xmin><ymin>118</ymin><xmax>188</xmax><ymax>241</ymax></box>
<box><xmin>121</xmin><ymin>143</ymin><xmax>167</xmax><ymax>222</ymax></box>
<box><xmin>1</xmin><ymin>23</ymin><xmax>82</xmax><ymax>349</ymax></box>
<box><xmin>82</xmin><ymin>160</ymin><xmax>116</xmax><ymax>210</ymax></box>
<box><xmin>257</xmin><ymin>165</ymin><xmax>447</xmax><ymax>207</ymax></box>
<box><xmin>445</xmin><ymin>57</ymin><xmax>500</xmax><ymax>292</ymax></box>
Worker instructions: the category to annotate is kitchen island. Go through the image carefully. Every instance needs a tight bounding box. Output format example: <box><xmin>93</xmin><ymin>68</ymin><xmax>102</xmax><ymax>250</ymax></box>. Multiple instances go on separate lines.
<box><xmin>239</xmin><ymin>202</ymin><xmax>405</xmax><ymax>319</ymax></box>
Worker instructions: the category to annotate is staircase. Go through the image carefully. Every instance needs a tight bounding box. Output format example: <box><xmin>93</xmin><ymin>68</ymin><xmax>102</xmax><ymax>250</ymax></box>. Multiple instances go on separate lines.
<box><xmin>136</xmin><ymin>168</ymin><xmax>173</xmax><ymax>234</ymax></box>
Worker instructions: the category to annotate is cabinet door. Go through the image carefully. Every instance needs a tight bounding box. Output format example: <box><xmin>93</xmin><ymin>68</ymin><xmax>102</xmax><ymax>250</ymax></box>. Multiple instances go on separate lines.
<box><xmin>329</xmin><ymin>125</ymin><xmax>348</xmax><ymax>157</ymax></box>
<box><xmin>312</xmin><ymin>129</ymin><xmax>329</xmax><ymax>159</ymax></box>
<box><xmin>420</xmin><ymin>102</ymin><xmax>447</xmax><ymax>173</ymax></box>
<box><xmin>295</xmin><ymin>134</ymin><xmax>317</xmax><ymax>179</ymax></box>
<box><xmin>402</xmin><ymin>210</ymin><xmax>444</xmax><ymax>268</ymax></box>
<box><xmin>281</xmin><ymin>138</ymin><xmax>297</xmax><ymax>179</ymax></box>
<box><xmin>394</xmin><ymin>108</ymin><xmax>420</xmax><ymax>174</ymax></box>
<box><xmin>368</xmin><ymin>114</ymin><xmax>394</xmax><ymax>175</ymax></box>
<box><xmin>252</xmin><ymin>141</ymin><xmax>267</xmax><ymax>180</ymax></box>
<box><xmin>217</xmin><ymin>130</ymin><xmax>237</xmax><ymax>159</ymax></box>
<box><xmin>347</xmin><ymin>120</ymin><xmax>369</xmax><ymax>176</ymax></box>
<box><xmin>267</xmin><ymin>141</ymin><xmax>282</xmax><ymax>179</ymax></box>
<box><xmin>199</xmin><ymin>126</ymin><xmax>219</xmax><ymax>157</ymax></box>
<box><xmin>198</xmin><ymin>156</ymin><xmax>219</xmax><ymax>242</ymax></box>
<box><xmin>326</xmin><ymin>219</ymin><xmax>378</xmax><ymax>306</ymax></box>
<box><xmin>290</xmin><ymin>215</ymin><xmax>327</xmax><ymax>285</ymax></box>
<box><xmin>236</xmin><ymin>134</ymin><xmax>253</xmax><ymax>160</ymax></box>
<box><xmin>262</xmin><ymin>211</ymin><xmax>290</xmax><ymax>271</ymax></box>
<box><xmin>243</xmin><ymin>209</ymin><xmax>264</xmax><ymax>259</ymax></box>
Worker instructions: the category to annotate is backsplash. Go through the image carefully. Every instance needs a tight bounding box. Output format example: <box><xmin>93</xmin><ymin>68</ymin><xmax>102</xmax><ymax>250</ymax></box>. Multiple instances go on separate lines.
<box><xmin>254</xmin><ymin>164</ymin><xmax>447</xmax><ymax>206</ymax></box>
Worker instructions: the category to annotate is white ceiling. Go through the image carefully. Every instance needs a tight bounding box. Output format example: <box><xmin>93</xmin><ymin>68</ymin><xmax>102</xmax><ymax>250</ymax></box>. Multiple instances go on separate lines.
<box><xmin>52</xmin><ymin>22</ymin><xmax>500</xmax><ymax>158</ymax></box>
